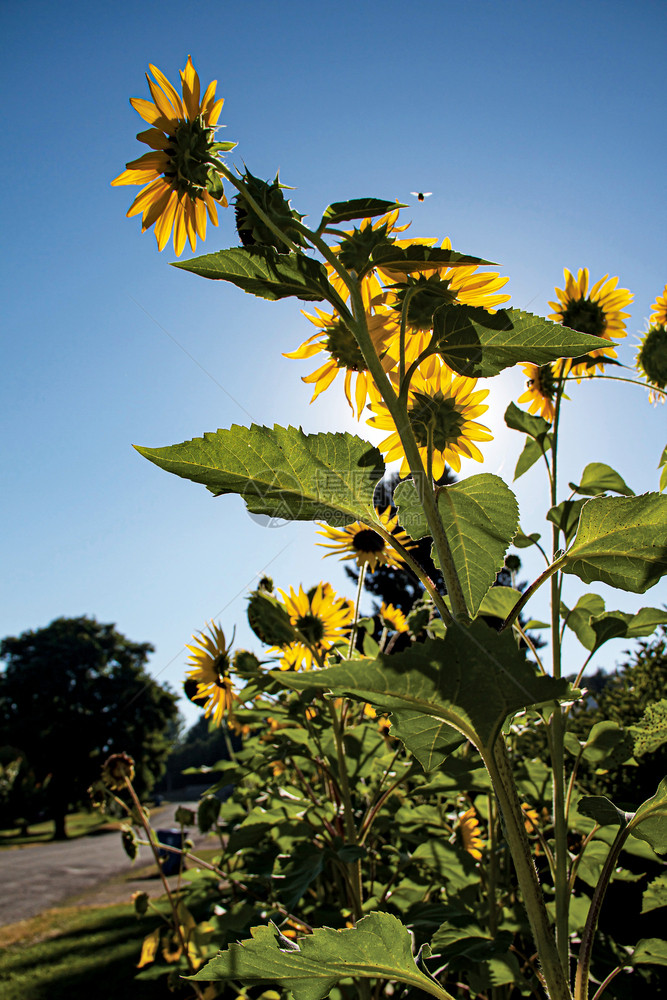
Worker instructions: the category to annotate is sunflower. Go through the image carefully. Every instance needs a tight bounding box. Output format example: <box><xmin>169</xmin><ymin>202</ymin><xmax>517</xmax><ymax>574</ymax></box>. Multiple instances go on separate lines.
<box><xmin>315</xmin><ymin>507</ymin><xmax>416</xmax><ymax>571</ymax></box>
<box><xmin>517</xmin><ymin>363</ymin><xmax>558</xmax><ymax>422</ymax></box>
<box><xmin>521</xmin><ymin>803</ymin><xmax>540</xmax><ymax>833</ymax></box>
<box><xmin>458</xmin><ymin>807</ymin><xmax>484</xmax><ymax>860</ymax></box>
<box><xmin>112</xmin><ymin>56</ymin><xmax>235</xmax><ymax>255</ymax></box>
<box><xmin>650</xmin><ymin>284</ymin><xmax>667</xmax><ymax>327</ymax></box>
<box><xmin>367</xmin><ymin>361</ymin><xmax>492</xmax><ymax>480</ymax></box>
<box><xmin>327</xmin><ymin>208</ymin><xmax>432</xmax><ymax>310</ymax></box>
<box><xmin>635</xmin><ymin>325</ymin><xmax>667</xmax><ymax>403</ymax></box>
<box><xmin>549</xmin><ymin>268</ymin><xmax>633</xmax><ymax>378</ymax></box>
<box><xmin>380</xmin><ymin>603</ymin><xmax>409</xmax><ymax>633</ymax></box>
<box><xmin>285</xmin><ymin>305</ymin><xmax>398</xmax><ymax>417</ymax></box>
<box><xmin>185</xmin><ymin>621</ymin><xmax>236</xmax><ymax>726</ymax></box>
<box><xmin>272</xmin><ymin>583</ymin><xmax>354</xmax><ymax>670</ymax></box>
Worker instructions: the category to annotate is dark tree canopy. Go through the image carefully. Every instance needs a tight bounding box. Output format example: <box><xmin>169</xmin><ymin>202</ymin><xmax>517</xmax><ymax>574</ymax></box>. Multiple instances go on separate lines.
<box><xmin>0</xmin><ymin>616</ymin><xmax>180</xmax><ymax>837</ymax></box>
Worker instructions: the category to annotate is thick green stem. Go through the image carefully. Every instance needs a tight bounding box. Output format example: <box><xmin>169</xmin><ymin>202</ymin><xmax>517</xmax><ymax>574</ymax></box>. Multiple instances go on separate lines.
<box><xmin>328</xmin><ymin>700</ymin><xmax>363</xmax><ymax>920</ymax></box>
<box><xmin>574</xmin><ymin>824</ymin><xmax>629</xmax><ymax>1000</ymax></box>
<box><xmin>548</xmin><ymin>378</ymin><xmax>570</xmax><ymax>977</ymax></box>
<box><xmin>348</xmin><ymin>562</ymin><xmax>367</xmax><ymax>658</ymax></box>
<box><xmin>302</xmin><ymin>228</ymin><xmax>469</xmax><ymax>621</ymax></box>
<box><xmin>484</xmin><ymin>737</ymin><xmax>572</xmax><ymax>1000</ymax></box>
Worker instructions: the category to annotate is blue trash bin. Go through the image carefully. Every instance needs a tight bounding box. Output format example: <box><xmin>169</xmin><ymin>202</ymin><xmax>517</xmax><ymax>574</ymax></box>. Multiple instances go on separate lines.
<box><xmin>156</xmin><ymin>828</ymin><xmax>186</xmax><ymax>876</ymax></box>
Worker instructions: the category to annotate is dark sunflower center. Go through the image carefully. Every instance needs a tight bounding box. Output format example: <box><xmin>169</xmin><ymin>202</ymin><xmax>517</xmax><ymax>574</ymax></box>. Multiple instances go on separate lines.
<box><xmin>212</xmin><ymin>653</ymin><xmax>231</xmax><ymax>678</ymax></box>
<box><xmin>639</xmin><ymin>326</ymin><xmax>667</xmax><ymax>388</ymax></box>
<box><xmin>324</xmin><ymin>323</ymin><xmax>367</xmax><ymax>372</ymax></box>
<box><xmin>528</xmin><ymin>364</ymin><xmax>557</xmax><ymax>399</ymax></box>
<box><xmin>391</xmin><ymin>275</ymin><xmax>457</xmax><ymax>331</ymax></box>
<box><xmin>560</xmin><ymin>297</ymin><xmax>606</xmax><ymax>337</ymax></box>
<box><xmin>295</xmin><ymin>613</ymin><xmax>326</xmax><ymax>645</ymax></box>
<box><xmin>408</xmin><ymin>391</ymin><xmax>466</xmax><ymax>451</ymax></box>
<box><xmin>164</xmin><ymin>117</ymin><xmax>216</xmax><ymax>196</ymax></box>
<box><xmin>215</xmin><ymin>674</ymin><xmax>232</xmax><ymax>690</ymax></box>
<box><xmin>352</xmin><ymin>528</ymin><xmax>385</xmax><ymax>554</ymax></box>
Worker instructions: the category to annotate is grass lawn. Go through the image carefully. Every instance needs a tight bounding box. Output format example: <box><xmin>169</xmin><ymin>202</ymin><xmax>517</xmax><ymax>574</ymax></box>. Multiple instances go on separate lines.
<box><xmin>0</xmin><ymin>900</ymin><xmax>178</xmax><ymax>1000</ymax></box>
<box><xmin>0</xmin><ymin>810</ymin><xmax>114</xmax><ymax>847</ymax></box>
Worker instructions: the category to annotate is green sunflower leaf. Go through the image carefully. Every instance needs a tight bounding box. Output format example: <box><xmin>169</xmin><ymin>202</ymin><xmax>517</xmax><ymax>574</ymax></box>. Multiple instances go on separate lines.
<box><xmin>577</xmin><ymin>796</ymin><xmax>630</xmax><ymax>830</ymax></box>
<box><xmin>433</xmin><ymin>307</ymin><xmax>613</xmax><ymax>378</ymax></box>
<box><xmin>135</xmin><ymin>425</ymin><xmax>384</xmax><ymax>526</ymax></box>
<box><xmin>568</xmin><ymin>462</ymin><xmax>635</xmax><ymax>497</ymax></box>
<box><xmin>319</xmin><ymin>199</ymin><xmax>406</xmax><ymax>227</ymax></box>
<box><xmin>388</xmin><ymin>712</ymin><xmax>464</xmax><ymax>772</ymax></box>
<box><xmin>627</xmin><ymin>778</ymin><xmax>667</xmax><ymax>854</ymax></box>
<box><xmin>548</xmin><ymin>498</ymin><xmax>588</xmax><ymax>546</ymax></box>
<box><xmin>629</xmin><ymin>700</ymin><xmax>667</xmax><ymax>757</ymax></box>
<box><xmin>560</xmin><ymin>593</ymin><xmax>606</xmax><ymax>650</ymax></box>
<box><xmin>641</xmin><ymin>871</ymin><xmax>667</xmax><ymax>914</ymax></box>
<box><xmin>561</xmin><ymin>493</ymin><xmax>667</xmax><ymax>593</ymax></box>
<box><xmin>277</xmin><ymin>622</ymin><xmax>571</xmax><ymax>756</ymax></box>
<box><xmin>190</xmin><ymin>912</ymin><xmax>455</xmax><ymax>1000</ymax></box>
<box><xmin>172</xmin><ymin>246</ymin><xmax>330</xmax><ymax>301</ymax></box>
<box><xmin>514</xmin><ymin>437</ymin><xmax>552</xmax><ymax>480</ymax></box>
<box><xmin>632</xmin><ymin>938</ymin><xmax>667</xmax><ymax>967</ymax></box>
<box><xmin>512</xmin><ymin>527</ymin><xmax>542</xmax><ymax>549</ymax></box>
<box><xmin>394</xmin><ymin>475</ymin><xmax>519</xmax><ymax>618</ymax></box>
<box><xmin>370</xmin><ymin>245</ymin><xmax>496</xmax><ymax>272</ymax></box>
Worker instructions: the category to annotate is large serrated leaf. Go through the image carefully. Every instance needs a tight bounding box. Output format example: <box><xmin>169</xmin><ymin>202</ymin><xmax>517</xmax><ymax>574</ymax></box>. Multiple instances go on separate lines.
<box><xmin>394</xmin><ymin>476</ymin><xmax>519</xmax><ymax>618</ymax></box>
<box><xmin>432</xmin><ymin>307</ymin><xmax>611</xmax><ymax>378</ymax></box>
<box><xmin>191</xmin><ymin>912</ymin><xmax>454</xmax><ymax>1000</ymax></box>
<box><xmin>277</xmin><ymin>622</ymin><xmax>571</xmax><ymax>754</ymax></box>
<box><xmin>320</xmin><ymin>198</ymin><xmax>405</xmax><ymax>226</ymax></box>
<box><xmin>562</xmin><ymin>493</ymin><xmax>667</xmax><ymax>594</ymax></box>
<box><xmin>632</xmin><ymin>938</ymin><xmax>667</xmax><ymax>967</ymax></box>
<box><xmin>641</xmin><ymin>871</ymin><xmax>667</xmax><ymax>914</ymax></box>
<box><xmin>172</xmin><ymin>246</ymin><xmax>330</xmax><ymax>301</ymax></box>
<box><xmin>136</xmin><ymin>426</ymin><xmax>384</xmax><ymax>526</ymax></box>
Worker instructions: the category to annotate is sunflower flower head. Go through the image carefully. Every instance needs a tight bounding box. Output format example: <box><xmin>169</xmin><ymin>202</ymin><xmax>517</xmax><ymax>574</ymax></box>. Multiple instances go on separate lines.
<box><xmin>285</xmin><ymin>305</ymin><xmax>398</xmax><ymax>418</ymax></box>
<box><xmin>271</xmin><ymin>583</ymin><xmax>354</xmax><ymax>671</ymax></box>
<box><xmin>650</xmin><ymin>284</ymin><xmax>667</xmax><ymax>327</ymax></box>
<box><xmin>517</xmin><ymin>363</ymin><xmax>558</xmax><ymax>422</ymax></box>
<box><xmin>184</xmin><ymin>621</ymin><xmax>237</xmax><ymax>726</ymax></box>
<box><xmin>380</xmin><ymin>602</ymin><xmax>409</xmax><ymax>633</ymax></box>
<box><xmin>368</xmin><ymin>361</ymin><xmax>492</xmax><ymax>479</ymax></box>
<box><xmin>549</xmin><ymin>268</ymin><xmax>633</xmax><ymax>378</ymax></box>
<box><xmin>315</xmin><ymin>507</ymin><xmax>416</xmax><ymax>572</ymax></box>
<box><xmin>635</xmin><ymin>324</ymin><xmax>667</xmax><ymax>404</ymax></box>
<box><xmin>234</xmin><ymin>167</ymin><xmax>307</xmax><ymax>252</ymax></box>
<box><xmin>457</xmin><ymin>806</ymin><xmax>484</xmax><ymax>860</ymax></box>
<box><xmin>112</xmin><ymin>56</ymin><xmax>236</xmax><ymax>255</ymax></box>
<box><xmin>522</xmin><ymin>803</ymin><xmax>541</xmax><ymax>833</ymax></box>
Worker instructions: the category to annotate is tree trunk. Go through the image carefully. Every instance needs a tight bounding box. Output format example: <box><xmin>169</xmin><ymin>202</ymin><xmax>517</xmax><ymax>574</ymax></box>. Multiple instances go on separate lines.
<box><xmin>53</xmin><ymin>810</ymin><xmax>67</xmax><ymax>840</ymax></box>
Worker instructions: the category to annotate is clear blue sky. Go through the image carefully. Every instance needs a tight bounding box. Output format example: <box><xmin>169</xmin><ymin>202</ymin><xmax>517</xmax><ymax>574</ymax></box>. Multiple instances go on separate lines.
<box><xmin>2</xmin><ymin>0</ymin><xmax>665</xmax><ymax>731</ymax></box>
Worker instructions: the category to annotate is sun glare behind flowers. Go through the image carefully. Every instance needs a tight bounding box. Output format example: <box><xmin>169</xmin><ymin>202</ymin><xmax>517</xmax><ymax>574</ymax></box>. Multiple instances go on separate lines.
<box><xmin>112</xmin><ymin>56</ymin><xmax>234</xmax><ymax>256</ymax></box>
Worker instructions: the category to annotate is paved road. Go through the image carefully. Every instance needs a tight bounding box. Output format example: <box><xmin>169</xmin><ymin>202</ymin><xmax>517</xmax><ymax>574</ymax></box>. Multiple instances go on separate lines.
<box><xmin>0</xmin><ymin>802</ymin><xmax>211</xmax><ymax>927</ymax></box>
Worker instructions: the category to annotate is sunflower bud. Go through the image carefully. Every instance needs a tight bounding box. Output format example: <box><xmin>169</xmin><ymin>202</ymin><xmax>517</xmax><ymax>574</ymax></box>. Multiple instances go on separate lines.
<box><xmin>102</xmin><ymin>752</ymin><xmax>135</xmax><ymax>789</ymax></box>
<box><xmin>234</xmin><ymin>169</ymin><xmax>307</xmax><ymax>252</ymax></box>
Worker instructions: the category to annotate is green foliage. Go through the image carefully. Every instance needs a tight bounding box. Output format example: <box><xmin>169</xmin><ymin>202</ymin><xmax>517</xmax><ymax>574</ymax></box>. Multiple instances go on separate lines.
<box><xmin>562</xmin><ymin>493</ymin><xmax>667</xmax><ymax>593</ymax></box>
<box><xmin>319</xmin><ymin>199</ymin><xmax>406</xmax><ymax>228</ymax></box>
<box><xmin>629</xmin><ymin>699</ymin><xmax>667</xmax><ymax>757</ymax></box>
<box><xmin>137</xmin><ymin>426</ymin><xmax>384</xmax><ymax>526</ymax></box>
<box><xmin>395</xmin><ymin>475</ymin><xmax>519</xmax><ymax>617</ymax></box>
<box><xmin>192</xmin><ymin>913</ymin><xmax>454</xmax><ymax>1000</ymax></box>
<box><xmin>0</xmin><ymin>617</ymin><xmax>178</xmax><ymax>837</ymax></box>
<box><xmin>173</xmin><ymin>245</ymin><xmax>330</xmax><ymax>301</ymax></box>
<box><xmin>280</xmin><ymin>622</ymin><xmax>571</xmax><ymax>755</ymax></box>
<box><xmin>433</xmin><ymin>307</ymin><xmax>609</xmax><ymax>378</ymax></box>
<box><xmin>568</xmin><ymin>462</ymin><xmax>635</xmax><ymax>497</ymax></box>
<box><xmin>627</xmin><ymin>777</ymin><xmax>667</xmax><ymax>854</ymax></box>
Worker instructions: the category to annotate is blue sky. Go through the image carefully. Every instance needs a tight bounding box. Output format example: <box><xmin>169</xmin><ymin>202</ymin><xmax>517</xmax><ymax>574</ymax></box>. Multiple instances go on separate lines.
<box><xmin>2</xmin><ymin>0</ymin><xmax>665</xmax><ymax>730</ymax></box>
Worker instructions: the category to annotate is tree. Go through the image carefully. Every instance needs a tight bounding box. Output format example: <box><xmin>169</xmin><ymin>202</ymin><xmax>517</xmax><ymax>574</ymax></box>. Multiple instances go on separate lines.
<box><xmin>0</xmin><ymin>616</ymin><xmax>180</xmax><ymax>838</ymax></box>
